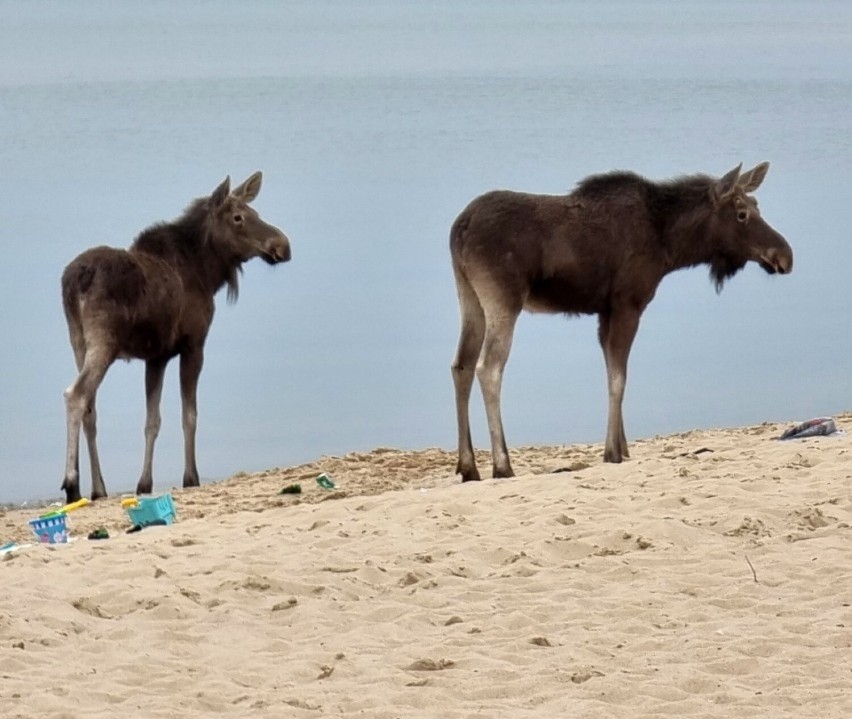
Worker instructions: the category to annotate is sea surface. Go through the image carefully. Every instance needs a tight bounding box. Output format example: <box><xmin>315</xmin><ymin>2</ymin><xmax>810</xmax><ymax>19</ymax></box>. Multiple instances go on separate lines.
<box><xmin>1</xmin><ymin>0</ymin><xmax>850</xmax><ymax>503</ymax></box>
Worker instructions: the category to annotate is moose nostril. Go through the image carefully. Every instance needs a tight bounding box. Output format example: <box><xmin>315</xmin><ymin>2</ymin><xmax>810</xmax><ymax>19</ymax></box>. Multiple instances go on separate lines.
<box><xmin>765</xmin><ymin>246</ymin><xmax>793</xmax><ymax>274</ymax></box>
<box><xmin>264</xmin><ymin>234</ymin><xmax>291</xmax><ymax>262</ymax></box>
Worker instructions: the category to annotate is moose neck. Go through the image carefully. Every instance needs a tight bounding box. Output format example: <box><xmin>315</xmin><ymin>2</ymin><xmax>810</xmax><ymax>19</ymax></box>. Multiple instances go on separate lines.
<box><xmin>184</xmin><ymin>220</ymin><xmax>244</xmax><ymax>301</ymax></box>
<box><xmin>133</xmin><ymin>201</ymin><xmax>244</xmax><ymax>301</ymax></box>
<box><xmin>652</xmin><ymin>177</ymin><xmax>732</xmax><ymax>280</ymax></box>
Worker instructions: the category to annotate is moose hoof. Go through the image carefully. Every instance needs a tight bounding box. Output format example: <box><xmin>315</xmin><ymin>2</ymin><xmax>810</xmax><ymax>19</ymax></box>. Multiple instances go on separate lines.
<box><xmin>458</xmin><ymin>465</ymin><xmax>481</xmax><ymax>483</ymax></box>
<box><xmin>492</xmin><ymin>466</ymin><xmax>515</xmax><ymax>480</ymax></box>
<box><xmin>603</xmin><ymin>450</ymin><xmax>624</xmax><ymax>464</ymax></box>
<box><xmin>456</xmin><ymin>457</ymin><xmax>482</xmax><ymax>483</ymax></box>
<box><xmin>62</xmin><ymin>488</ymin><xmax>82</xmax><ymax>504</ymax></box>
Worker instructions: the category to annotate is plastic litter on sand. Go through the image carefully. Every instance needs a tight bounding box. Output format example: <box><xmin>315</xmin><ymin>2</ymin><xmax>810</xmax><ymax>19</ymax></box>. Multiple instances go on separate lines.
<box><xmin>778</xmin><ymin>417</ymin><xmax>839</xmax><ymax>440</ymax></box>
<box><xmin>316</xmin><ymin>473</ymin><xmax>336</xmax><ymax>490</ymax></box>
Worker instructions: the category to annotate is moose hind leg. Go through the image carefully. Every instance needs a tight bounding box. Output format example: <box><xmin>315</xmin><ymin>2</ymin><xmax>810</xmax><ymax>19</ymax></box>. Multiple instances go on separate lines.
<box><xmin>82</xmin><ymin>394</ymin><xmax>108</xmax><ymax>499</ymax></box>
<box><xmin>476</xmin><ymin>305</ymin><xmax>519</xmax><ymax>479</ymax></box>
<box><xmin>62</xmin><ymin>348</ymin><xmax>113</xmax><ymax>503</ymax></box>
<box><xmin>62</xmin><ymin>385</ymin><xmax>84</xmax><ymax>504</ymax></box>
<box><xmin>451</xmin><ymin>270</ymin><xmax>486</xmax><ymax>482</ymax></box>
<box><xmin>72</xmin><ymin>332</ymin><xmax>107</xmax><ymax>499</ymax></box>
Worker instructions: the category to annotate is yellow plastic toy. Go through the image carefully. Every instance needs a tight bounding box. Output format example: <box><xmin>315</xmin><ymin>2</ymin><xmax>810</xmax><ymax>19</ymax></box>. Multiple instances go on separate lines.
<box><xmin>60</xmin><ymin>498</ymin><xmax>91</xmax><ymax>513</ymax></box>
<box><xmin>39</xmin><ymin>497</ymin><xmax>91</xmax><ymax>519</ymax></box>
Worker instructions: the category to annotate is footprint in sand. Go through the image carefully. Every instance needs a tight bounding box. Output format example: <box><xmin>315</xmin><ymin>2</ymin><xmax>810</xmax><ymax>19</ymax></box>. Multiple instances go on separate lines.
<box><xmin>406</xmin><ymin>658</ymin><xmax>455</xmax><ymax>671</ymax></box>
<box><xmin>789</xmin><ymin>506</ymin><xmax>833</xmax><ymax>530</ymax></box>
<box><xmin>284</xmin><ymin>698</ymin><xmax>321</xmax><ymax>711</ymax></box>
<box><xmin>170</xmin><ymin>537</ymin><xmax>198</xmax><ymax>547</ymax></box>
<box><xmin>569</xmin><ymin>667</ymin><xmax>604</xmax><ymax>683</ymax></box>
<box><xmin>723</xmin><ymin>516</ymin><xmax>771</xmax><ymax>538</ymax></box>
<box><xmin>179</xmin><ymin>587</ymin><xmax>202</xmax><ymax>604</ymax></box>
<box><xmin>272</xmin><ymin>598</ymin><xmax>299</xmax><ymax>612</ymax></box>
<box><xmin>399</xmin><ymin>571</ymin><xmax>422</xmax><ymax>587</ymax></box>
<box><xmin>71</xmin><ymin>597</ymin><xmax>112</xmax><ymax>619</ymax></box>
<box><xmin>552</xmin><ymin>461</ymin><xmax>591</xmax><ymax>473</ymax></box>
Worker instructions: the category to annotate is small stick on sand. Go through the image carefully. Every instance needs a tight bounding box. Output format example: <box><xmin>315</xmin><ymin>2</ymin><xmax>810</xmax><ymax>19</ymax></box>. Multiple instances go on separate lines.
<box><xmin>745</xmin><ymin>555</ymin><xmax>759</xmax><ymax>583</ymax></box>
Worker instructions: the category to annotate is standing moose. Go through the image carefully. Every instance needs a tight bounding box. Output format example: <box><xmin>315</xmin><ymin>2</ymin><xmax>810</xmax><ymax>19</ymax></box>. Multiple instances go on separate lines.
<box><xmin>450</xmin><ymin>162</ymin><xmax>793</xmax><ymax>482</ymax></box>
<box><xmin>61</xmin><ymin>172</ymin><xmax>290</xmax><ymax>503</ymax></box>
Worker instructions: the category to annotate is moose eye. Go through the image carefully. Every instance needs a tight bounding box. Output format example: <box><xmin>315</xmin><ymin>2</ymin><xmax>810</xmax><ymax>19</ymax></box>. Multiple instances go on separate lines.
<box><xmin>736</xmin><ymin>209</ymin><xmax>748</xmax><ymax>223</ymax></box>
<box><xmin>233</xmin><ymin>213</ymin><xmax>244</xmax><ymax>224</ymax></box>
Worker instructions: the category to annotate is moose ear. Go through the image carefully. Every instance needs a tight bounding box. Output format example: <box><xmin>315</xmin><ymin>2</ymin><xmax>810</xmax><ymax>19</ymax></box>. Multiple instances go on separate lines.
<box><xmin>738</xmin><ymin>162</ymin><xmax>769</xmax><ymax>193</ymax></box>
<box><xmin>210</xmin><ymin>176</ymin><xmax>231</xmax><ymax>207</ymax></box>
<box><xmin>232</xmin><ymin>171</ymin><xmax>263</xmax><ymax>203</ymax></box>
<box><xmin>714</xmin><ymin>163</ymin><xmax>742</xmax><ymax>201</ymax></box>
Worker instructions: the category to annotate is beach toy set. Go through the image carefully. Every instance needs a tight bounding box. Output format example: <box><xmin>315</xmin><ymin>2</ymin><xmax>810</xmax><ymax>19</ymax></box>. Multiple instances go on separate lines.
<box><xmin>23</xmin><ymin>493</ymin><xmax>178</xmax><ymax>544</ymax></box>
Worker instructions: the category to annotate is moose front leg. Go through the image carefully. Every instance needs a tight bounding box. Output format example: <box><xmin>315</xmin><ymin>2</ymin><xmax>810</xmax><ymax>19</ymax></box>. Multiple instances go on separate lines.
<box><xmin>179</xmin><ymin>347</ymin><xmax>204</xmax><ymax>488</ymax></box>
<box><xmin>137</xmin><ymin>359</ymin><xmax>167</xmax><ymax>495</ymax></box>
<box><xmin>599</xmin><ymin>308</ymin><xmax>641</xmax><ymax>463</ymax></box>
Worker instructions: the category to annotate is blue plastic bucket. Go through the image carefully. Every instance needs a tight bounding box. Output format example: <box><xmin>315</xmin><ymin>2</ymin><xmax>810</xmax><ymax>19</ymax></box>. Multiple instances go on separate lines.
<box><xmin>28</xmin><ymin>514</ymin><xmax>69</xmax><ymax>544</ymax></box>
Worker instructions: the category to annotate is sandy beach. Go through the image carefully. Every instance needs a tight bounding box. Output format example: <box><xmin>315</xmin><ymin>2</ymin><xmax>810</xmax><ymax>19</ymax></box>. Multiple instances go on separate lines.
<box><xmin>1</xmin><ymin>415</ymin><xmax>850</xmax><ymax>718</ymax></box>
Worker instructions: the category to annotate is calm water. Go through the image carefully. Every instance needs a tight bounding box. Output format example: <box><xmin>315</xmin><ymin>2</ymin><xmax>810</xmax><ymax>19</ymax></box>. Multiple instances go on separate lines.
<box><xmin>1</xmin><ymin>1</ymin><xmax>850</xmax><ymax>502</ymax></box>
